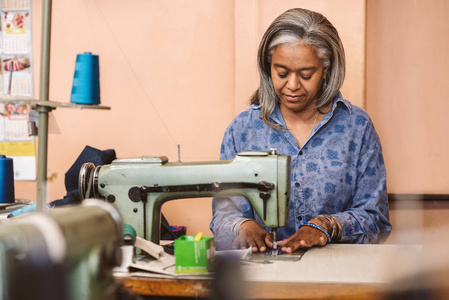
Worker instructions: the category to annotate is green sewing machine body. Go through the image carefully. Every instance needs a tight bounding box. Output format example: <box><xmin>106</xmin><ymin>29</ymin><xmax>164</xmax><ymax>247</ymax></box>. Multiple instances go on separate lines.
<box><xmin>0</xmin><ymin>200</ymin><xmax>122</xmax><ymax>300</ymax></box>
<box><xmin>79</xmin><ymin>150</ymin><xmax>290</xmax><ymax>244</ymax></box>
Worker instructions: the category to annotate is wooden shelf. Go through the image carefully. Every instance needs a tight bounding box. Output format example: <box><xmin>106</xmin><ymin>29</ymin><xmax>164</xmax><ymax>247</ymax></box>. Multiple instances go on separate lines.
<box><xmin>0</xmin><ymin>95</ymin><xmax>110</xmax><ymax>211</ymax></box>
<box><xmin>0</xmin><ymin>96</ymin><xmax>110</xmax><ymax>110</ymax></box>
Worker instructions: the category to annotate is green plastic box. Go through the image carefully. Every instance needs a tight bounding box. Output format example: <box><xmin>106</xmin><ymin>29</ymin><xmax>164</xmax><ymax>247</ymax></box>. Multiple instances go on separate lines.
<box><xmin>174</xmin><ymin>235</ymin><xmax>215</xmax><ymax>273</ymax></box>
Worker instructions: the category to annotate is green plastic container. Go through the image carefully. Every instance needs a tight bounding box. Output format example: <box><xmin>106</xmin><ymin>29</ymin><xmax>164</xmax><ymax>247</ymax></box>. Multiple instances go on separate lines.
<box><xmin>174</xmin><ymin>235</ymin><xmax>215</xmax><ymax>273</ymax></box>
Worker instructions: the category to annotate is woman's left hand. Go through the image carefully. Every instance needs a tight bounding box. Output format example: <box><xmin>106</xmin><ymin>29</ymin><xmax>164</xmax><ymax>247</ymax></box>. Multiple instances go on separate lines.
<box><xmin>276</xmin><ymin>219</ymin><xmax>328</xmax><ymax>252</ymax></box>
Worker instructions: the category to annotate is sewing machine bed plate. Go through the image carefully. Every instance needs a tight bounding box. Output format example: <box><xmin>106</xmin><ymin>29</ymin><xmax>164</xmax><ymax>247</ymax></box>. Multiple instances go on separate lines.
<box><xmin>249</xmin><ymin>248</ymin><xmax>308</xmax><ymax>262</ymax></box>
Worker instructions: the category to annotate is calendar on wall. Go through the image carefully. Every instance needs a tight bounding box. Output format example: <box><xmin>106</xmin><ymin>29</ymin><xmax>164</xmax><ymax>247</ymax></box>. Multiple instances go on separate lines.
<box><xmin>0</xmin><ymin>0</ymin><xmax>35</xmax><ymax>180</ymax></box>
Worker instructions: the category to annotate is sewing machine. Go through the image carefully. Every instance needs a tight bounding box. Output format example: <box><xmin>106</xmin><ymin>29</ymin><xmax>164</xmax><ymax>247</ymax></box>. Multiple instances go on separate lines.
<box><xmin>78</xmin><ymin>150</ymin><xmax>290</xmax><ymax>245</ymax></box>
<box><xmin>0</xmin><ymin>199</ymin><xmax>123</xmax><ymax>300</ymax></box>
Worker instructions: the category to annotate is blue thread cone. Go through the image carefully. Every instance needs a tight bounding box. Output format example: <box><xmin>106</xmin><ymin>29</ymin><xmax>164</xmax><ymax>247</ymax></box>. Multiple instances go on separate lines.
<box><xmin>0</xmin><ymin>155</ymin><xmax>15</xmax><ymax>204</ymax></box>
<box><xmin>70</xmin><ymin>52</ymin><xmax>101</xmax><ymax>105</ymax></box>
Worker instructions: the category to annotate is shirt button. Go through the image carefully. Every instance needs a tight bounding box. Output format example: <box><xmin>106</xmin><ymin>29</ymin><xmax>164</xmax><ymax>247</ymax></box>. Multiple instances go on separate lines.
<box><xmin>297</xmin><ymin>216</ymin><xmax>302</xmax><ymax>221</ymax></box>
<box><xmin>299</xmin><ymin>150</ymin><xmax>303</xmax><ymax>155</ymax></box>
<box><xmin>295</xmin><ymin>182</ymin><xmax>300</xmax><ymax>188</ymax></box>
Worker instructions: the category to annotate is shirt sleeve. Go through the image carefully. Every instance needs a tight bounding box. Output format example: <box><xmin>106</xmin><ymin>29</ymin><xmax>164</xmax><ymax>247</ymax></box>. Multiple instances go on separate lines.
<box><xmin>333</xmin><ymin>120</ymin><xmax>392</xmax><ymax>243</ymax></box>
<box><xmin>209</xmin><ymin>121</ymin><xmax>256</xmax><ymax>250</ymax></box>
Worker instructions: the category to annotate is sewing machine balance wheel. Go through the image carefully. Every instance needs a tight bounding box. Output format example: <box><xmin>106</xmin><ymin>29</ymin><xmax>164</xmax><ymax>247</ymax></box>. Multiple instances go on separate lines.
<box><xmin>79</xmin><ymin>162</ymin><xmax>96</xmax><ymax>200</ymax></box>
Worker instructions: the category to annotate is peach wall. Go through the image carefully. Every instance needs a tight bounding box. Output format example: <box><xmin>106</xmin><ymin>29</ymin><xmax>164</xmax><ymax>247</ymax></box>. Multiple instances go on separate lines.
<box><xmin>366</xmin><ymin>0</ymin><xmax>449</xmax><ymax>194</ymax></box>
<box><xmin>234</xmin><ymin>0</ymin><xmax>366</xmax><ymax>112</ymax></box>
<box><xmin>17</xmin><ymin>0</ymin><xmax>366</xmax><ymax>235</ymax></box>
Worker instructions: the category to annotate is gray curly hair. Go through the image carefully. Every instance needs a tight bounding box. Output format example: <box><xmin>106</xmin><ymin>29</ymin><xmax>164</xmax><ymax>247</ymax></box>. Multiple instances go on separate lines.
<box><xmin>250</xmin><ymin>8</ymin><xmax>346</xmax><ymax>129</ymax></box>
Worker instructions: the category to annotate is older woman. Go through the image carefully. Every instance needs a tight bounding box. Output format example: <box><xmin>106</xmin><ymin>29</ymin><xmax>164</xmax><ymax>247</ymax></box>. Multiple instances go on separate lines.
<box><xmin>210</xmin><ymin>8</ymin><xmax>391</xmax><ymax>252</ymax></box>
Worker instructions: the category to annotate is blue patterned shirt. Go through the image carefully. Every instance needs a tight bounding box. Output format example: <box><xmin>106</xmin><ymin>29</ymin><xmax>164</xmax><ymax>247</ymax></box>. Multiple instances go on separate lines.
<box><xmin>210</xmin><ymin>93</ymin><xmax>391</xmax><ymax>250</ymax></box>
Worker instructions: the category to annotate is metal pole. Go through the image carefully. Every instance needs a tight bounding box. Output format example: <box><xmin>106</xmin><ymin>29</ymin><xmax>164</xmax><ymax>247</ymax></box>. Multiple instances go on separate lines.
<box><xmin>36</xmin><ymin>0</ymin><xmax>52</xmax><ymax>212</ymax></box>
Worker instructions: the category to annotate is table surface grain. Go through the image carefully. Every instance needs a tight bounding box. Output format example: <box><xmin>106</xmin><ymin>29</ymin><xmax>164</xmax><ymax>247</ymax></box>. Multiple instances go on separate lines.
<box><xmin>115</xmin><ymin>244</ymin><xmax>423</xmax><ymax>299</ymax></box>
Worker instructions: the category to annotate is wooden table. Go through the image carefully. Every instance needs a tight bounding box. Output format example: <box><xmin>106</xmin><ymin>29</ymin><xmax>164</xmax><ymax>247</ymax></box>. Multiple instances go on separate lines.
<box><xmin>115</xmin><ymin>276</ymin><xmax>388</xmax><ymax>299</ymax></box>
<box><xmin>115</xmin><ymin>244</ymin><xmax>422</xmax><ymax>299</ymax></box>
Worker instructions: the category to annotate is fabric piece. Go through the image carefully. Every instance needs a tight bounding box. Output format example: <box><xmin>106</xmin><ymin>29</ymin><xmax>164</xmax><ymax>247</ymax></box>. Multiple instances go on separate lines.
<box><xmin>51</xmin><ymin>145</ymin><xmax>116</xmax><ymax>207</ymax></box>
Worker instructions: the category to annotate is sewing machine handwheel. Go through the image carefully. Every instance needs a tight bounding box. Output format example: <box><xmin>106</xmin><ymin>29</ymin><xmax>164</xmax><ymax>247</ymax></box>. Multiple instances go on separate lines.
<box><xmin>79</xmin><ymin>162</ymin><xmax>95</xmax><ymax>200</ymax></box>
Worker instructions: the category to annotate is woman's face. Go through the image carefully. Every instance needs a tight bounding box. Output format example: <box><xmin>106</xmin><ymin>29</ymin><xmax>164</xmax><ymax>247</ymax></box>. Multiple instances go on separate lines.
<box><xmin>270</xmin><ymin>42</ymin><xmax>328</xmax><ymax>114</ymax></box>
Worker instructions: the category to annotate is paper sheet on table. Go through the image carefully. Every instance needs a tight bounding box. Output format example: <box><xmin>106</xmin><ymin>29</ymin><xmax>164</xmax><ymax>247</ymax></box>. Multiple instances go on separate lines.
<box><xmin>114</xmin><ymin>246</ymin><xmax>253</xmax><ymax>278</ymax></box>
<box><xmin>130</xmin><ymin>254</ymin><xmax>177</xmax><ymax>276</ymax></box>
<box><xmin>129</xmin><ymin>255</ymin><xmax>214</xmax><ymax>278</ymax></box>
<box><xmin>134</xmin><ymin>236</ymin><xmax>164</xmax><ymax>259</ymax></box>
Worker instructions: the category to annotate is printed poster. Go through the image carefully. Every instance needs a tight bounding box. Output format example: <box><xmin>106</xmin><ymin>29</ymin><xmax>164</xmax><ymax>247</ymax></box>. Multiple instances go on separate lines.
<box><xmin>0</xmin><ymin>0</ymin><xmax>35</xmax><ymax>180</ymax></box>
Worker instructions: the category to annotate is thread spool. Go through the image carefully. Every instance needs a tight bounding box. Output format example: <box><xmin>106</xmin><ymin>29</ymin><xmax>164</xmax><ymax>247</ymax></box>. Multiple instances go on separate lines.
<box><xmin>0</xmin><ymin>155</ymin><xmax>15</xmax><ymax>204</ymax></box>
<box><xmin>70</xmin><ymin>52</ymin><xmax>100</xmax><ymax>105</ymax></box>
<box><xmin>122</xmin><ymin>224</ymin><xmax>137</xmax><ymax>246</ymax></box>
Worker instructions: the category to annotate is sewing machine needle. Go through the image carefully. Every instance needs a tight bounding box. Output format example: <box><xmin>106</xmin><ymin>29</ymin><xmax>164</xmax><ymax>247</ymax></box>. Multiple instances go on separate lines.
<box><xmin>272</xmin><ymin>229</ymin><xmax>278</xmax><ymax>257</ymax></box>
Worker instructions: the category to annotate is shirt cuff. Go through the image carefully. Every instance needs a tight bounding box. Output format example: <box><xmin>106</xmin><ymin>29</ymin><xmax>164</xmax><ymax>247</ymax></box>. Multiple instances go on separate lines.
<box><xmin>232</xmin><ymin>218</ymin><xmax>253</xmax><ymax>236</ymax></box>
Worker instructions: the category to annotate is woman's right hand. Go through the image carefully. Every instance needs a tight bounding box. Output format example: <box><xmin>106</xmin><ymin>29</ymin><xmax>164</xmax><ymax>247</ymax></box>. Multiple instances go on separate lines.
<box><xmin>232</xmin><ymin>220</ymin><xmax>273</xmax><ymax>252</ymax></box>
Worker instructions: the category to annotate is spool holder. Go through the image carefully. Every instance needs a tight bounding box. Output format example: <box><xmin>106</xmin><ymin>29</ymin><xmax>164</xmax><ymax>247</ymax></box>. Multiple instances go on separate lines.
<box><xmin>0</xmin><ymin>97</ymin><xmax>110</xmax><ymax>136</ymax></box>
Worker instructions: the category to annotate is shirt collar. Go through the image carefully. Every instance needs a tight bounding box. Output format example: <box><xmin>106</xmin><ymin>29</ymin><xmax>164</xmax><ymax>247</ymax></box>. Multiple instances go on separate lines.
<box><xmin>332</xmin><ymin>92</ymin><xmax>352</xmax><ymax>115</ymax></box>
<box><xmin>270</xmin><ymin>104</ymin><xmax>286</xmax><ymax>126</ymax></box>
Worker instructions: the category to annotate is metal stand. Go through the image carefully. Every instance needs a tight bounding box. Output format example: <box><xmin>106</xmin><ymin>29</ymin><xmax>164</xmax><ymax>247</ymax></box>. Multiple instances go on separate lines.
<box><xmin>36</xmin><ymin>104</ymin><xmax>51</xmax><ymax>211</ymax></box>
<box><xmin>0</xmin><ymin>0</ymin><xmax>110</xmax><ymax>212</ymax></box>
